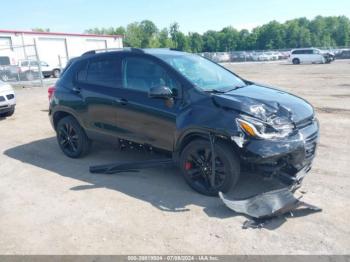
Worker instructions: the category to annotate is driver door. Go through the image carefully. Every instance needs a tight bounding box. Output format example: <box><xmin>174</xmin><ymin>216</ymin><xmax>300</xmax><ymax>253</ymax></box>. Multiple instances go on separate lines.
<box><xmin>115</xmin><ymin>55</ymin><xmax>182</xmax><ymax>151</ymax></box>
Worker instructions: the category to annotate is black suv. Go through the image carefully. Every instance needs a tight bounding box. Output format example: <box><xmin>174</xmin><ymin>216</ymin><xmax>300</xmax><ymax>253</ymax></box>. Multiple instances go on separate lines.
<box><xmin>49</xmin><ymin>48</ymin><xmax>319</xmax><ymax>196</ymax></box>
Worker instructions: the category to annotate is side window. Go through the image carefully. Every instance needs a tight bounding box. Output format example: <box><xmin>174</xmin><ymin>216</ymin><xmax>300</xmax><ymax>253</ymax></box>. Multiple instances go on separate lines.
<box><xmin>313</xmin><ymin>49</ymin><xmax>320</xmax><ymax>54</ymax></box>
<box><xmin>21</xmin><ymin>61</ymin><xmax>28</xmax><ymax>67</ymax></box>
<box><xmin>60</xmin><ymin>60</ymin><xmax>88</xmax><ymax>89</ymax></box>
<box><xmin>305</xmin><ymin>49</ymin><xmax>313</xmax><ymax>54</ymax></box>
<box><xmin>76</xmin><ymin>61</ymin><xmax>88</xmax><ymax>82</ymax></box>
<box><xmin>122</xmin><ymin>57</ymin><xmax>180</xmax><ymax>93</ymax></box>
<box><xmin>85</xmin><ymin>57</ymin><xmax>121</xmax><ymax>88</ymax></box>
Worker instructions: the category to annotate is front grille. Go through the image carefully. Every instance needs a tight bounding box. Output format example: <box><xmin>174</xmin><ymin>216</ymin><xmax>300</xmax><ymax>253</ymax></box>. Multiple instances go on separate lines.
<box><xmin>305</xmin><ymin>132</ymin><xmax>318</xmax><ymax>160</ymax></box>
<box><xmin>6</xmin><ymin>94</ymin><xmax>14</xmax><ymax>100</ymax></box>
<box><xmin>296</xmin><ymin>116</ymin><xmax>314</xmax><ymax>129</ymax></box>
<box><xmin>0</xmin><ymin>96</ymin><xmax>5</xmax><ymax>102</ymax></box>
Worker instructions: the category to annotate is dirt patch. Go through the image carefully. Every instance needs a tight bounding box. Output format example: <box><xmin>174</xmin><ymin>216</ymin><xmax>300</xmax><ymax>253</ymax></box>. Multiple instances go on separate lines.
<box><xmin>331</xmin><ymin>94</ymin><xmax>350</xmax><ymax>98</ymax></box>
<box><xmin>315</xmin><ymin>107</ymin><xmax>350</xmax><ymax>114</ymax></box>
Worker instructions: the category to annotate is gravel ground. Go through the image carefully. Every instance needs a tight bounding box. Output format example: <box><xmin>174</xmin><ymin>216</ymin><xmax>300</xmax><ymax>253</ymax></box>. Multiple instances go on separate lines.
<box><xmin>0</xmin><ymin>60</ymin><xmax>349</xmax><ymax>254</ymax></box>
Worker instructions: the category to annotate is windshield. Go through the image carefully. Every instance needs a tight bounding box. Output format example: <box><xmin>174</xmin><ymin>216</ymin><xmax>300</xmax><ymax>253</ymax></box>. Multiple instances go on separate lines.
<box><xmin>156</xmin><ymin>53</ymin><xmax>246</xmax><ymax>92</ymax></box>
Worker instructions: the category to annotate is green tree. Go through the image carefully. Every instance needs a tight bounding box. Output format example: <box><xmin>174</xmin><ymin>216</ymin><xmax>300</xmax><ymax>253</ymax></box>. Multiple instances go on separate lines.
<box><xmin>114</xmin><ymin>26</ymin><xmax>126</xmax><ymax>36</ymax></box>
<box><xmin>139</xmin><ymin>20</ymin><xmax>158</xmax><ymax>48</ymax></box>
<box><xmin>124</xmin><ymin>22</ymin><xmax>143</xmax><ymax>47</ymax></box>
<box><xmin>237</xmin><ymin>29</ymin><xmax>250</xmax><ymax>50</ymax></box>
<box><xmin>202</xmin><ymin>30</ymin><xmax>220</xmax><ymax>52</ymax></box>
<box><xmin>219</xmin><ymin>27</ymin><xmax>239</xmax><ymax>51</ymax></box>
<box><xmin>32</xmin><ymin>28</ymin><xmax>50</xmax><ymax>32</ymax></box>
<box><xmin>188</xmin><ymin>32</ymin><xmax>203</xmax><ymax>52</ymax></box>
<box><xmin>85</xmin><ymin>15</ymin><xmax>350</xmax><ymax>51</ymax></box>
<box><xmin>174</xmin><ymin>31</ymin><xmax>189</xmax><ymax>51</ymax></box>
<box><xmin>256</xmin><ymin>21</ymin><xmax>285</xmax><ymax>49</ymax></box>
<box><xmin>158</xmin><ymin>28</ymin><xmax>173</xmax><ymax>48</ymax></box>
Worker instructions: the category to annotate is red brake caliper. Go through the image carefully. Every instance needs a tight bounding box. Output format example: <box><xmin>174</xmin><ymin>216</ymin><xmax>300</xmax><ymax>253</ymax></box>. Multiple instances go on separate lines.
<box><xmin>184</xmin><ymin>162</ymin><xmax>193</xmax><ymax>170</ymax></box>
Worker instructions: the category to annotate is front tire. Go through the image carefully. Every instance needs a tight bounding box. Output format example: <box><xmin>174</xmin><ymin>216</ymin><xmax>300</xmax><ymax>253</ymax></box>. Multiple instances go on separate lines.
<box><xmin>0</xmin><ymin>108</ymin><xmax>15</xmax><ymax>117</ymax></box>
<box><xmin>179</xmin><ymin>139</ymin><xmax>240</xmax><ymax>196</ymax></box>
<box><xmin>56</xmin><ymin>116</ymin><xmax>91</xmax><ymax>158</ymax></box>
<box><xmin>292</xmin><ymin>58</ymin><xmax>300</xmax><ymax>65</ymax></box>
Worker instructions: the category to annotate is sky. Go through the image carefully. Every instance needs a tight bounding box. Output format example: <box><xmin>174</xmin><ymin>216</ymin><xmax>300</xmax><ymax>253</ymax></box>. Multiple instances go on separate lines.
<box><xmin>1</xmin><ymin>0</ymin><xmax>350</xmax><ymax>34</ymax></box>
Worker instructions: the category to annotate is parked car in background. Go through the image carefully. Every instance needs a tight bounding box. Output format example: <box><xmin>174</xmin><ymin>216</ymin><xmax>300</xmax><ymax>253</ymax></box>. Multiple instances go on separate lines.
<box><xmin>17</xmin><ymin>60</ymin><xmax>42</xmax><ymax>81</ymax></box>
<box><xmin>278</xmin><ymin>51</ymin><xmax>291</xmax><ymax>60</ymax></box>
<box><xmin>38</xmin><ymin>61</ymin><xmax>61</xmax><ymax>78</ymax></box>
<box><xmin>265</xmin><ymin>52</ymin><xmax>279</xmax><ymax>60</ymax></box>
<box><xmin>252</xmin><ymin>52</ymin><xmax>270</xmax><ymax>61</ymax></box>
<box><xmin>289</xmin><ymin>48</ymin><xmax>334</xmax><ymax>64</ymax></box>
<box><xmin>0</xmin><ymin>56</ymin><xmax>20</xmax><ymax>82</ymax></box>
<box><xmin>335</xmin><ymin>50</ymin><xmax>350</xmax><ymax>59</ymax></box>
<box><xmin>0</xmin><ymin>80</ymin><xmax>16</xmax><ymax>117</ymax></box>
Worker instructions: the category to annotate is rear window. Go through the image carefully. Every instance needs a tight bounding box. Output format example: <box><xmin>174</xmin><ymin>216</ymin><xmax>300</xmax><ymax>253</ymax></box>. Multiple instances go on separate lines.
<box><xmin>292</xmin><ymin>49</ymin><xmax>314</xmax><ymax>55</ymax></box>
<box><xmin>85</xmin><ymin>57</ymin><xmax>121</xmax><ymax>88</ymax></box>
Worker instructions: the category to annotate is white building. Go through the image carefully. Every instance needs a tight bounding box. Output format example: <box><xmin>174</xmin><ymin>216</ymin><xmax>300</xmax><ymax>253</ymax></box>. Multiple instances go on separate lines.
<box><xmin>0</xmin><ymin>30</ymin><xmax>123</xmax><ymax>67</ymax></box>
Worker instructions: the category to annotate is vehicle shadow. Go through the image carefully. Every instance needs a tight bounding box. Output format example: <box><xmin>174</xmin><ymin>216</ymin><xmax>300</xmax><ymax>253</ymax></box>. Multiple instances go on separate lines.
<box><xmin>4</xmin><ymin>137</ymin><xmax>285</xmax><ymax>221</ymax></box>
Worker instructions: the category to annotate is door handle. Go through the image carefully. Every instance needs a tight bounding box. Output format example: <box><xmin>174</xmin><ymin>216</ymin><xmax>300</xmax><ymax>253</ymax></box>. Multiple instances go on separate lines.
<box><xmin>115</xmin><ymin>98</ymin><xmax>128</xmax><ymax>105</ymax></box>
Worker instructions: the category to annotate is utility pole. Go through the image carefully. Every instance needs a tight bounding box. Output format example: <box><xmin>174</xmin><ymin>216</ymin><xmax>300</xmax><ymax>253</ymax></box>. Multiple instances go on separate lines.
<box><xmin>33</xmin><ymin>38</ymin><xmax>44</xmax><ymax>88</ymax></box>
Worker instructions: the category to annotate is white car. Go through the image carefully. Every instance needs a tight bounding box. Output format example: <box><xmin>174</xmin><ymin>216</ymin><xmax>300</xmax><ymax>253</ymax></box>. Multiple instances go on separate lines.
<box><xmin>0</xmin><ymin>81</ymin><xmax>16</xmax><ymax>117</ymax></box>
<box><xmin>18</xmin><ymin>60</ymin><xmax>61</xmax><ymax>80</ymax></box>
<box><xmin>265</xmin><ymin>52</ymin><xmax>279</xmax><ymax>60</ymax></box>
<box><xmin>251</xmin><ymin>52</ymin><xmax>269</xmax><ymax>61</ymax></box>
<box><xmin>289</xmin><ymin>48</ymin><xmax>332</xmax><ymax>64</ymax></box>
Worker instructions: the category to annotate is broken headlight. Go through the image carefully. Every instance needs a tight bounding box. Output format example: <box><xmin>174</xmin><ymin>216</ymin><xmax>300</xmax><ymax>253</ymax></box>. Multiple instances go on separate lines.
<box><xmin>236</xmin><ymin>115</ymin><xmax>294</xmax><ymax>139</ymax></box>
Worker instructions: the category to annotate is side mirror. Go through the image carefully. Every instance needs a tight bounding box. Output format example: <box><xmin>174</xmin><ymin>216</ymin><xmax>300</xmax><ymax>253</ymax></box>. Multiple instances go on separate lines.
<box><xmin>149</xmin><ymin>86</ymin><xmax>173</xmax><ymax>99</ymax></box>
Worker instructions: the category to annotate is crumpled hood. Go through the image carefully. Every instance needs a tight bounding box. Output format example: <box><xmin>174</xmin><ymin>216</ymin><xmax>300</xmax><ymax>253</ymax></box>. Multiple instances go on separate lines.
<box><xmin>212</xmin><ymin>84</ymin><xmax>314</xmax><ymax>123</ymax></box>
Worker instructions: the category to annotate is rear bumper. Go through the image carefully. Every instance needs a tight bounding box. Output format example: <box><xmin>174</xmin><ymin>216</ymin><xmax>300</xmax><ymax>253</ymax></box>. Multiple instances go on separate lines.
<box><xmin>239</xmin><ymin>118</ymin><xmax>319</xmax><ymax>185</ymax></box>
<box><xmin>42</xmin><ymin>70</ymin><xmax>52</xmax><ymax>76</ymax></box>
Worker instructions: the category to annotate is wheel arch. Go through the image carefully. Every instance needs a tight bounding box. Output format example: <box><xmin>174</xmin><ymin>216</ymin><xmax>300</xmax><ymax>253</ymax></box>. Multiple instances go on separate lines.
<box><xmin>52</xmin><ymin>109</ymin><xmax>82</xmax><ymax>130</ymax></box>
<box><xmin>174</xmin><ymin>129</ymin><xmax>241</xmax><ymax>160</ymax></box>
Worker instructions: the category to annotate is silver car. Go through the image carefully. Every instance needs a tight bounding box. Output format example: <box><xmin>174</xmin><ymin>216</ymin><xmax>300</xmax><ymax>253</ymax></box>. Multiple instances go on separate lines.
<box><xmin>0</xmin><ymin>81</ymin><xmax>16</xmax><ymax>117</ymax></box>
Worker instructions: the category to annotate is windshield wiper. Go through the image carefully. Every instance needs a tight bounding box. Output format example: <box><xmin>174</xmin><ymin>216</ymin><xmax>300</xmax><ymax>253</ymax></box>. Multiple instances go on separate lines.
<box><xmin>204</xmin><ymin>84</ymin><xmax>248</xmax><ymax>94</ymax></box>
<box><xmin>223</xmin><ymin>85</ymin><xmax>247</xmax><ymax>93</ymax></box>
<box><xmin>204</xmin><ymin>89</ymin><xmax>226</xmax><ymax>94</ymax></box>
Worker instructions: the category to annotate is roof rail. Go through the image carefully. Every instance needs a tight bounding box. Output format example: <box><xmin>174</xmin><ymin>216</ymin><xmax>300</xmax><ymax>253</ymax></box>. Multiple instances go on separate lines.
<box><xmin>82</xmin><ymin>47</ymin><xmax>144</xmax><ymax>56</ymax></box>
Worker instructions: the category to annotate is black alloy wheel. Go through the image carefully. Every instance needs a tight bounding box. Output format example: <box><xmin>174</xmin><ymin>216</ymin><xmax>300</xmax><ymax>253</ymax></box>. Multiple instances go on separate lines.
<box><xmin>56</xmin><ymin>116</ymin><xmax>91</xmax><ymax>158</ymax></box>
<box><xmin>180</xmin><ymin>139</ymin><xmax>240</xmax><ymax>196</ymax></box>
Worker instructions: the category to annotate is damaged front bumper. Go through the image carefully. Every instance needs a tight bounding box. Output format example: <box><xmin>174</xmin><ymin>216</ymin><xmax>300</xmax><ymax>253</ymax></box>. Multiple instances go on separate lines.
<box><xmin>233</xmin><ymin>117</ymin><xmax>319</xmax><ymax>185</ymax></box>
<box><xmin>219</xmin><ymin>187</ymin><xmax>322</xmax><ymax>228</ymax></box>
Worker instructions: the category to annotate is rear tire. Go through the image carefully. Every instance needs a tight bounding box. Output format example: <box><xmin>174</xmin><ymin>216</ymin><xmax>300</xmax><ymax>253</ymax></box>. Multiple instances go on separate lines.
<box><xmin>179</xmin><ymin>139</ymin><xmax>240</xmax><ymax>196</ymax></box>
<box><xmin>56</xmin><ymin>116</ymin><xmax>91</xmax><ymax>158</ymax></box>
<box><xmin>292</xmin><ymin>58</ymin><xmax>300</xmax><ymax>65</ymax></box>
<box><xmin>0</xmin><ymin>73</ymin><xmax>9</xmax><ymax>82</ymax></box>
<box><xmin>53</xmin><ymin>69</ymin><xmax>60</xmax><ymax>78</ymax></box>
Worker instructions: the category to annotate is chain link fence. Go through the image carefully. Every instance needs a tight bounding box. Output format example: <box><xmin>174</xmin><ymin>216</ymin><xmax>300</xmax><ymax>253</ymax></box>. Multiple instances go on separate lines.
<box><xmin>0</xmin><ymin>40</ymin><xmax>64</xmax><ymax>87</ymax></box>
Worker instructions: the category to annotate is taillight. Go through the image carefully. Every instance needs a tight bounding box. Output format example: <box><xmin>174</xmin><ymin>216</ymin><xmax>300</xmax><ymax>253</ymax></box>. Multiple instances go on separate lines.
<box><xmin>48</xmin><ymin>86</ymin><xmax>56</xmax><ymax>101</ymax></box>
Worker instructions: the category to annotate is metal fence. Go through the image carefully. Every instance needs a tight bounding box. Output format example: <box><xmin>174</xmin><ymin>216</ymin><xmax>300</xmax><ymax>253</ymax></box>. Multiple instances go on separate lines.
<box><xmin>199</xmin><ymin>47</ymin><xmax>350</xmax><ymax>63</ymax></box>
<box><xmin>0</xmin><ymin>40</ymin><xmax>65</xmax><ymax>87</ymax></box>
